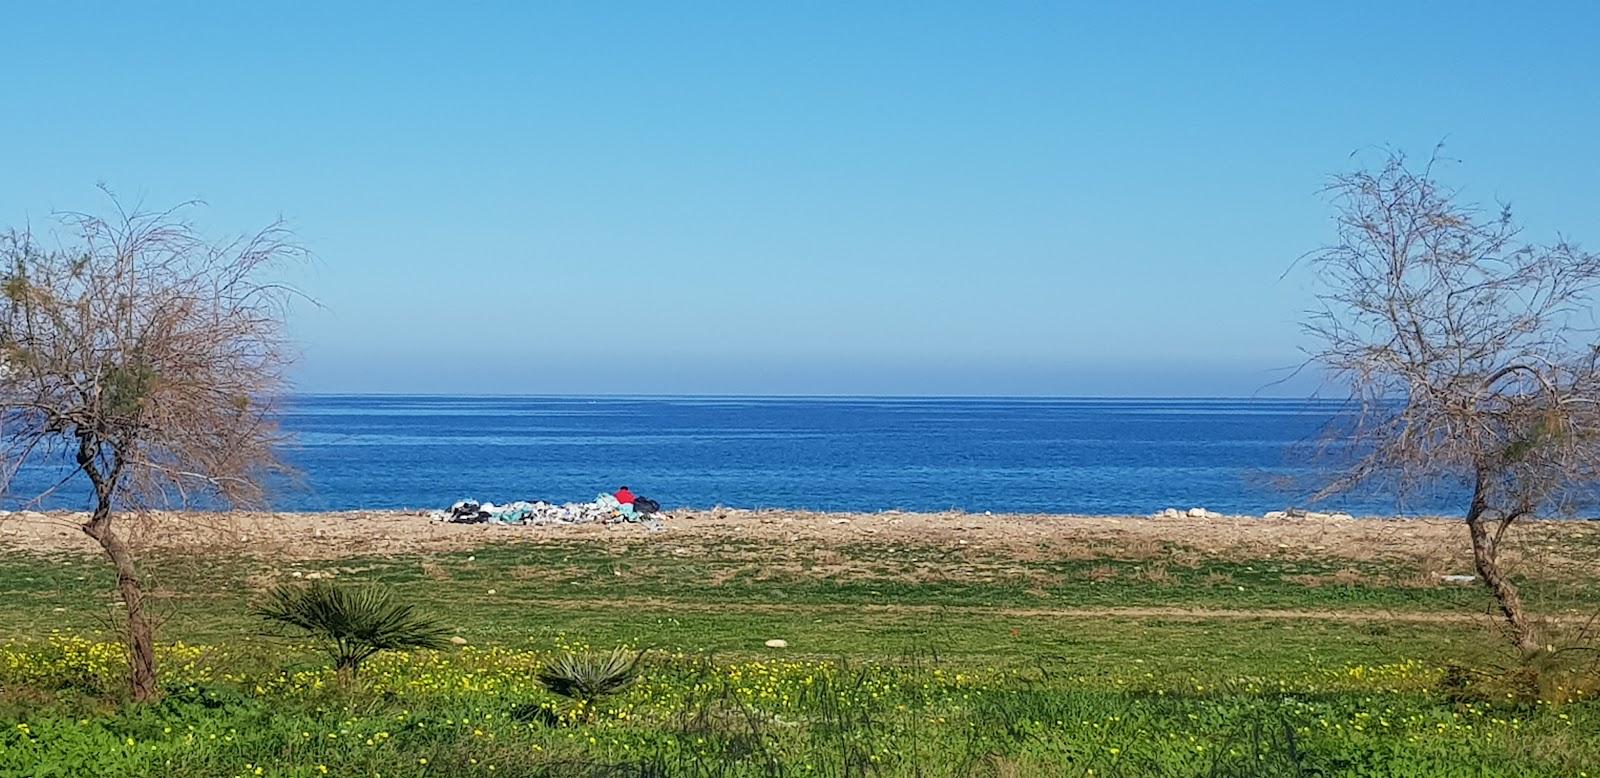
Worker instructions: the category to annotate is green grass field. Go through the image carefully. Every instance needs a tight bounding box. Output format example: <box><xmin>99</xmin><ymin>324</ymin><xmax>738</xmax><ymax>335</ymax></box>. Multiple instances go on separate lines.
<box><xmin>3</xmin><ymin>524</ymin><xmax>1598</xmax><ymax>776</ymax></box>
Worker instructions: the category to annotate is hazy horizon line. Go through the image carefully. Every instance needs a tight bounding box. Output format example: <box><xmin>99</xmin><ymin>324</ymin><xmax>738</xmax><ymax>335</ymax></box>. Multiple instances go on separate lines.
<box><xmin>282</xmin><ymin>391</ymin><xmax>1342</xmax><ymax>401</ymax></box>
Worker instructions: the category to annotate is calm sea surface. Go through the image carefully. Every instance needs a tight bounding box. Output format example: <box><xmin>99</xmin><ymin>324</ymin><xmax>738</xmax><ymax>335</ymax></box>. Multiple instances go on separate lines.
<box><xmin>10</xmin><ymin>395</ymin><xmax>1471</xmax><ymax>516</ymax></box>
<box><xmin>271</xmin><ymin>395</ymin><xmax>1437</xmax><ymax>515</ymax></box>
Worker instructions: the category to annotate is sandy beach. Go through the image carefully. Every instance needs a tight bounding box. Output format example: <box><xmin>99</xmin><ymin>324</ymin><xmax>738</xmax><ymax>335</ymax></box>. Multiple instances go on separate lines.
<box><xmin>6</xmin><ymin>507</ymin><xmax>1597</xmax><ymax>583</ymax></box>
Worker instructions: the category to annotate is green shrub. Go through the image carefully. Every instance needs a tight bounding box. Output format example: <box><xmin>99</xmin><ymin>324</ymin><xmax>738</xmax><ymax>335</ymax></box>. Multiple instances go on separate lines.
<box><xmin>253</xmin><ymin>581</ymin><xmax>452</xmax><ymax>682</ymax></box>
<box><xmin>536</xmin><ymin>647</ymin><xmax>643</xmax><ymax>720</ymax></box>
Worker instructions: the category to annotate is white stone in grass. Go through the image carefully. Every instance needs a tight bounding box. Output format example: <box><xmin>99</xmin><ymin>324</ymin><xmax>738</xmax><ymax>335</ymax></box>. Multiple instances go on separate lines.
<box><xmin>764</xmin><ymin>639</ymin><xmax>789</xmax><ymax>649</ymax></box>
<box><xmin>449</xmin><ymin>636</ymin><xmax>469</xmax><ymax>646</ymax></box>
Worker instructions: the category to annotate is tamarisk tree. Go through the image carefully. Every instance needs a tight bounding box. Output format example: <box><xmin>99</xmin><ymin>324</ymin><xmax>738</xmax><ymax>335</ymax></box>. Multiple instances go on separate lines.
<box><xmin>1303</xmin><ymin>150</ymin><xmax>1600</xmax><ymax>656</ymax></box>
<box><xmin>0</xmin><ymin>197</ymin><xmax>303</xmax><ymax>700</ymax></box>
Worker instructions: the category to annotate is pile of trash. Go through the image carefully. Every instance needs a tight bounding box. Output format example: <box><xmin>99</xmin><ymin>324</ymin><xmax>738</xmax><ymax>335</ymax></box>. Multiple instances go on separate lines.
<box><xmin>431</xmin><ymin>493</ymin><xmax>662</xmax><ymax>527</ymax></box>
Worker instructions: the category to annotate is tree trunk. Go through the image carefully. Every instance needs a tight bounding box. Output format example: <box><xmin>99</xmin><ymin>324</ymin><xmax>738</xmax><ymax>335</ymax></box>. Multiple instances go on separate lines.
<box><xmin>1466</xmin><ymin>478</ymin><xmax>1539</xmax><ymax>656</ymax></box>
<box><xmin>82</xmin><ymin>509</ymin><xmax>159</xmax><ymax>702</ymax></box>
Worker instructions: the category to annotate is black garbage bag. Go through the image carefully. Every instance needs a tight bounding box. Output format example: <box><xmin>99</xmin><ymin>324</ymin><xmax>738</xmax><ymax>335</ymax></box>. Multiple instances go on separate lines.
<box><xmin>449</xmin><ymin>501</ymin><xmax>489</xmax><ymax>523</ymax></box>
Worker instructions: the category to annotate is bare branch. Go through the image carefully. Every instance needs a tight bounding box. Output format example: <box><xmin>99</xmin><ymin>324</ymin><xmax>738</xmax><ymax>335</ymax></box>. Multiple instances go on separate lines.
<box><xmin>0</xmin><ymin>193</ymin><xmax>309</xmax><ymax>700</ymax></box>
<box><xmin>1299</xmin><ymin>148</ymin><xmax>1600</xmax><ymax>656</ymax></box>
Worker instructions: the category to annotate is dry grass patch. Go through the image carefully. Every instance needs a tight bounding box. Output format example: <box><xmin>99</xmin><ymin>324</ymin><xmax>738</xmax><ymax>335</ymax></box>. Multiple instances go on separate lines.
<box><xmin>707</xmin><ymin>563</ymin><xmax>767</xmax><ymax>586</ymax></box>
<box><xmin>244</xmin><ymin>570</ymin><xmax>282</xmax><ymax>592</ymax></box>
<box><xmin>1284</xmin><ymin>568</ymin><xmax>1368</xmax><ymax>588</ymax></box>
<box><xmin>1167</xmin><ymin>549</ymin><xmax>1205</xmax><ymax>570</ymax></box>
<box><xmin>508</xmin><ymin>564</ymin><xmax>593</xmax><ymax>582</ymax></box>
<box><xmin>1118</xmin><ymin>536</ymin><xmax>1167</xmax><ymax>560</ymax></box>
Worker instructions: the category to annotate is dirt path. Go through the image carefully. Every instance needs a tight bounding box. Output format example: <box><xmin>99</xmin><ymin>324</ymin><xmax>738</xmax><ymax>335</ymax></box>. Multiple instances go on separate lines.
<box><xmin>508</xmin><ymin>596</ymin><xmax>1552</xmax><ymax>624</ymax></box>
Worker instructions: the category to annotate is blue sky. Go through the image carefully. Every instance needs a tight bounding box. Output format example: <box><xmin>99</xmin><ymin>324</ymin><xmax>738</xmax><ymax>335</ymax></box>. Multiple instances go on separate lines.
<box><xmin>3</xmin><ymin>3</ymin><xmax>1596</xmax><ymax>396</ymax></box>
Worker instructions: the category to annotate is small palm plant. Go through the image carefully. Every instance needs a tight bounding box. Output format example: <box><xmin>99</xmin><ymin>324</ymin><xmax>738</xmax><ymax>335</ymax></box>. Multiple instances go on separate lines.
<box><xmin>254</xmin><ymin>581</ymin><xmax>453</xmax><ymax>685</ymax></box>
<box><xmin>536</xmin><ymin>648</ymin><xmax>644</xmax><ymax>722</ymax></box>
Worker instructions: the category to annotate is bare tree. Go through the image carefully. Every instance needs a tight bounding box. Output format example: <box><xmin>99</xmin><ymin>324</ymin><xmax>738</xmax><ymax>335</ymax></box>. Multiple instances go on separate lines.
<box><xmin>1302</xmin><ymin>148</ymin><xmax>1600</xmax><ymax>656</ymax></box>
<box><xmin>0</xmin><ymin>193</ymin><xmax>304</xmax><ymax>700</ymax></box>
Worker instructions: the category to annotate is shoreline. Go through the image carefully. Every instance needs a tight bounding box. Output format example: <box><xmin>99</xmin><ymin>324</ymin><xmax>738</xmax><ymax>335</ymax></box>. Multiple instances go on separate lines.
<box><xmin>5</xmin><ymin>507</ymin><xmax>1599</xmax><ymax>574</ymax></box>
<box><xmin>0</xmin><ymin>504</ymin><xmax>1491</xmax><ymax>525</ymax></box>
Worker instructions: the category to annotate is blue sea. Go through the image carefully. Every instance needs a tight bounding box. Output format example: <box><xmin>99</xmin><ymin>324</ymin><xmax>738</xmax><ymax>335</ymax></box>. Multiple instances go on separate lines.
<box><xmin>10</xmin><ymin>395</ymin><xmax>1468</xmax><ymax>516</ymax></box>
<box><xmin>270</xmin><ymin>395</ymin><xmax>1431</xmax><ymax>515</ymax></box>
